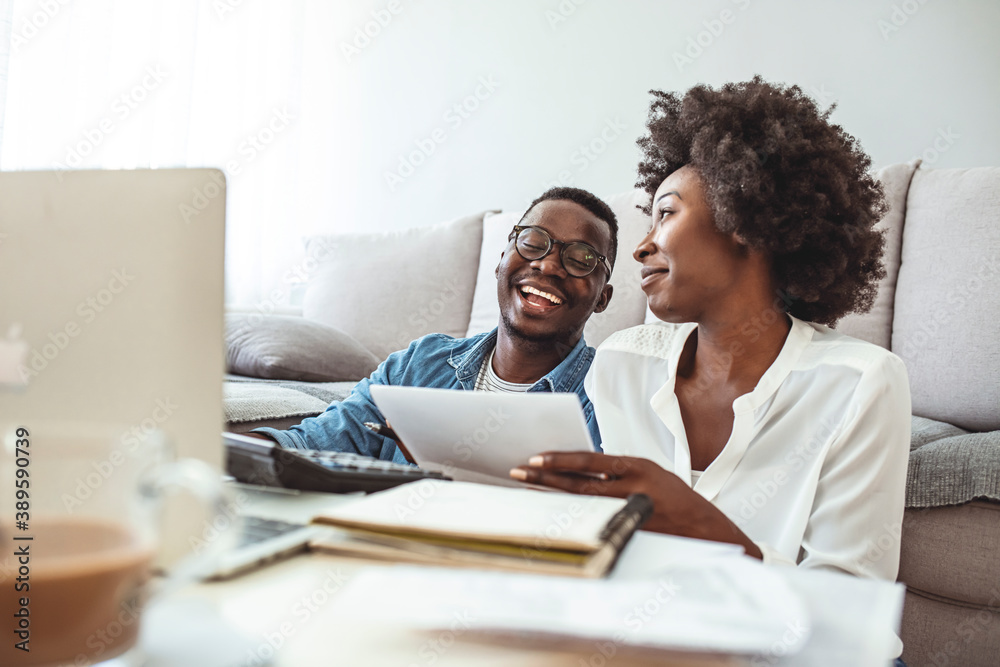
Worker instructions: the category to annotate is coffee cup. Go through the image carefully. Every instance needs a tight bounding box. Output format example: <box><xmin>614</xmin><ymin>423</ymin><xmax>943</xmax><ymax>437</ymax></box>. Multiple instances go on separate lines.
<box><xmin>0</xmin><ymin>421</ymin><xmax>233</xmax><ymax>666</ymax></box>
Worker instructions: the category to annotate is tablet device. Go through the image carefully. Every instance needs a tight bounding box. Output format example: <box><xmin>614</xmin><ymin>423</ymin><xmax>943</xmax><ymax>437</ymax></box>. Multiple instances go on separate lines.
<box><xmin>369</xmin><ymin>386</ymin><xmax>594</xmax><ymax>486</ymax></box>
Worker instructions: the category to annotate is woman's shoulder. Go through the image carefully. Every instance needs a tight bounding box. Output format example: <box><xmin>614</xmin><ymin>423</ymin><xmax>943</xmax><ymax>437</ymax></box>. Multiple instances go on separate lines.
<box><xmin>797</xmin><ymin>319</ymin><xmax>907</xmax><ymax>377</ymax></box>
<box><xmin>597</xmin><ymin>322</ymin><xmax>694</xmax><ymax>361</ymax></box>
<box><xmin>586</xmin><ymin>323</ymin><xmax>691</xmax><ymax>399</ymax></box>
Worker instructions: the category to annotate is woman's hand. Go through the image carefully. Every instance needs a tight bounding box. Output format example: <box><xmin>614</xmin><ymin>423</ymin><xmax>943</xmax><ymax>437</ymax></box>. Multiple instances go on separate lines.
<box><xmin>510</xmin><ymin>452</ymin><xmax>762</xmax><ymax>559</ymax></box>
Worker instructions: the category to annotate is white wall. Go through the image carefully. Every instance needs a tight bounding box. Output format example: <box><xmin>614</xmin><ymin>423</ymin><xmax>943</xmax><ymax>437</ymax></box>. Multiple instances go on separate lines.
<box><xmin>2</xmin><ymin>1</ymin><xmax>997</xmax><ymax>306</ymax></box>
<box><xmin>333</xmin><ymin>0</ymin><xmax>1000</xmax><ymax>236</ymax></box>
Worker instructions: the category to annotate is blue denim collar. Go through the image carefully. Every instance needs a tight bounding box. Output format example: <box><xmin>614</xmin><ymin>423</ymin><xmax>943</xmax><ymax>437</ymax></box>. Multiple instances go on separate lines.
<box><xmin>448</xmin><ymin>328</ymin><xmax>593</xmax><ymax>393</ymax></box>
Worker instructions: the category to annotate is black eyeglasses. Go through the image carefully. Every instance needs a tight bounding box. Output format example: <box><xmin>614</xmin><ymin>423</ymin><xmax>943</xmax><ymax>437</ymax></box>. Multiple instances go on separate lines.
<box><xmin>509</xmin><ymin>225</ymin><xmax>612</xmax><ymax>278</ymax></box>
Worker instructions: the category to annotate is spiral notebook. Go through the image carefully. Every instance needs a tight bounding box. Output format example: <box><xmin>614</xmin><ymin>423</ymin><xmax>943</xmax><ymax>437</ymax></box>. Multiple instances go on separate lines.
<box><xmin>310</xmin><ymin>480</ymin><xmax>652</xmax><ymax>578</ymax></box>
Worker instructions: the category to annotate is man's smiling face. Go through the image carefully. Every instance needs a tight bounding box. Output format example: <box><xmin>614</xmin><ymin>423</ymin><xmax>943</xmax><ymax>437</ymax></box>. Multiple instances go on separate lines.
<box><xmin>495</xmin><ymin>199</ymin><xmax>613</xmax><ymax>347</ymax></box>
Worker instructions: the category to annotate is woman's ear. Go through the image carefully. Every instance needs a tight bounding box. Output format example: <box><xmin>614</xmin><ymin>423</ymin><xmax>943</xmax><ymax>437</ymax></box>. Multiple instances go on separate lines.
<box><xmin>730</xmin><ymin>232</ymin><xmax>755</xmax><ymax>258</ymax></box>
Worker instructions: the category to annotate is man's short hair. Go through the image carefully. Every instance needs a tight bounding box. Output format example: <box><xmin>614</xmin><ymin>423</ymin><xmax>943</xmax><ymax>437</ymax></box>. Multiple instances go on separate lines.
<box><xmin>520</xmin><ymin>187</ymin><xmax>618</xmax><ymax>273</ymax></box>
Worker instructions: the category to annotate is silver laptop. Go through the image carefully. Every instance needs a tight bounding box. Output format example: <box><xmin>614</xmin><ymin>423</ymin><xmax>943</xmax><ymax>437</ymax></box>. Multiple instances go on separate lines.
<box><xmin>0</xmin><ymin>168</ymin><xmax>225</xmax><ymax>465</ymax></box>
<box><xmin>0</xmin><ymin>168</ymin><xmax>314</xmax><ymax>577</ymax></box>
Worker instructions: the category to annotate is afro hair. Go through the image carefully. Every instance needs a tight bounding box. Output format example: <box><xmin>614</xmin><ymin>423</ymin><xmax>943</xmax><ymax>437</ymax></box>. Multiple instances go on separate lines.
<box><xmin>635</xmin><ymin>76</ymin><xmax>887</xmax><ymax>325</ymax></box>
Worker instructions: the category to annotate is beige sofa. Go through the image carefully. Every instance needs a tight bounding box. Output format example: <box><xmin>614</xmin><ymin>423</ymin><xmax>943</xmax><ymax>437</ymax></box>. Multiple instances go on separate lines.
<box><xmin>225</xmin><ymin>162</ymin><xmax>1000</xmax><ymax>666</ymax></box>
<box><xmin>836</xmin><ymin>162</ymin><xmax>1000</xmax><ymax>667</ymax></box>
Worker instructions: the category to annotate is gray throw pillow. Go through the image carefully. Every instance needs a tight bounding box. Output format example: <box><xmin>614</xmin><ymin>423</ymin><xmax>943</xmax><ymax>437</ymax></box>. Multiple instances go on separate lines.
<box><xmin>301</xmin><ymin>211</ymin><xmax>487</xmax><ymax>361</ymax></box>
<box><xmin>226</xmin><ymin>314</ymin><xmax>380</xmax><ymax>382</ymax></box>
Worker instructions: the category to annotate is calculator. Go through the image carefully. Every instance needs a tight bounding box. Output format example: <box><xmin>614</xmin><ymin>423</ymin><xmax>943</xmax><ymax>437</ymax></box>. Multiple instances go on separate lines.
<box><xmin>224</xmin><ymin>432</ymin><xmax>451</xmax><ymax>494</ymax></box>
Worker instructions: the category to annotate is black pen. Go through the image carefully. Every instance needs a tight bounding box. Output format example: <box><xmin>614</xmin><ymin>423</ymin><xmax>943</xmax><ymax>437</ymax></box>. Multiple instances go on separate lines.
<box><xmin>363</xmin><ymin>421</ymin><xmax>400</xmax><ymax>441</ymax></box>
<box><xmin>363</xmin><ymin>422</ymin><xmax>416</xmax><ymax>464</ymax></box>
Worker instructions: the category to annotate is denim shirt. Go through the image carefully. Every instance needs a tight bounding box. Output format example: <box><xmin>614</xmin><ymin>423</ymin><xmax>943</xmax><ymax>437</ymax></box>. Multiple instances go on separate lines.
<box><xmin>254</xmin><ymin>328</ymin><xmax>602</xmax><ymax>465</ymax></box>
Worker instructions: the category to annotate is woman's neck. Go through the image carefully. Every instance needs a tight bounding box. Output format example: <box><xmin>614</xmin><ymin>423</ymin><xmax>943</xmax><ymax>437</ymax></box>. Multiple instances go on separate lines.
<box><xmin>678</xmin><ymin>305</ymin><xmax>792</xmax><ymax>390</ymax></box>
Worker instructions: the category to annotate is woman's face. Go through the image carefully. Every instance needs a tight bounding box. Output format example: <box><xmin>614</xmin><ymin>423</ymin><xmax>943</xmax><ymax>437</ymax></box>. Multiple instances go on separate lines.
<box><xmin>634</xmin><ymin>166</ymin><xmax>754</xmax><ymax>323</ymax></box>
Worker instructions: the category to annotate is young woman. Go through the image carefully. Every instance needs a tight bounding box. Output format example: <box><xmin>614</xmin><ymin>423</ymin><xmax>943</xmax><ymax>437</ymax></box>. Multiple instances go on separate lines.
<box><xmin>511</xmin><ymin>78</ymin><xmax>911</xmax><ymax>581</ymax></box>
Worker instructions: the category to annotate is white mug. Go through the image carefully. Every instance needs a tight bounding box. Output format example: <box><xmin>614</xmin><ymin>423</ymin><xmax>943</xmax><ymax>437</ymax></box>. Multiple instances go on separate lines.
<box><xmin>0</xmin><ymin>421</ymin><xmax>234</xmax><ymax>667</ymax></box>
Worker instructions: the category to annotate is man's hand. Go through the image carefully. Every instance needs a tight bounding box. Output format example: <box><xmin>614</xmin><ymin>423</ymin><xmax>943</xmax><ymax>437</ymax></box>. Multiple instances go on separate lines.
<box><xmin>363</xmin><ymin>421</ymin><xmax>416</xmax><ymax>464</ymax></box>
<box><xmin>510</xmin><ymin>452</ymin><xmax>762</xmax><ymax>559</ymax></box>
<box><xmin>227</xmin><ymin>431</ymin><xmax>274</xmax><ymax>441</ymax></box>
<box><xmin>390</xmin><ymin>430</ymin><xmax>416</xmax><ymax>465</ymax></box>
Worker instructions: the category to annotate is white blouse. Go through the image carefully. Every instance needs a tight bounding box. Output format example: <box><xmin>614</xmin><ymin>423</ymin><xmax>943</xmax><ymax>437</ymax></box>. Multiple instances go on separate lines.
<box><xmin>586</xmin><ymin>316</ymin><xmax>911</xmax><ymax>580</ymax></box>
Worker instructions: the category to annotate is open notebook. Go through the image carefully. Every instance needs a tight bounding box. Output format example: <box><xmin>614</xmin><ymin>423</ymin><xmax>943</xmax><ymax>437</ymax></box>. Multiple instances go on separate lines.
<box><xmin>310</xmin><ymin>480</ymin><xmax>652</xmax><ymax>578</ymax></box>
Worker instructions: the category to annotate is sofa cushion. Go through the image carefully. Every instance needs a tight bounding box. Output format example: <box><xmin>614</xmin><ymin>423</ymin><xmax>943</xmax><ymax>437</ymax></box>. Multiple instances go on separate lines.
<box><xmin>906</xmin><ymin>424</ymin><xmax>1000</xmax><ymax>509</ymax></box>
<box><xmin>909</xmin><ymin>415</ymin><xmax>968</xmax><ymax>451</ymax></box>
<box><xmin>898</xmin><ymin>501</ymin><xmax>1000</xmax><ymax>607</ymax></box>
<box><xmin>900</xmin><ymin>589</ymin><xmax>1000</xmax><ymax>667</ymax></box>
<box><xmin>465</xmin><ymin>190</ymin><xmax>651</xmax><ymax>348</ymax></box>
<box><xmin>835</xmin><ymin>160</ymin><xmax>919</xmax><ymax>349</ymax></box>
<box><xmin>466</xmin><ymin>210</ymin><xmax>520</xmax><ymax>338</ymax></box>
<box><xmin>891</xmin><ymin>166</ymin><xmax>1000</xmax><ymax>431</ymax></box>
<box><xmin>303</xmin><ymin>211</ymin><xmax>486</xmax><ymax>361</ymax></box>
<box><xmin>223</xmin><ymin>375</ymin><xmax>355</xmax><ymax>424</ymax></box>
<box><xmin>581</xmin><ymin>189</ymin><xmax>653</xmax><ymax>348</ymax></box>
<box><xmin>226</xmin><ymin>314</ymin><xmax>380</xmax><ymax>382</ymax></box>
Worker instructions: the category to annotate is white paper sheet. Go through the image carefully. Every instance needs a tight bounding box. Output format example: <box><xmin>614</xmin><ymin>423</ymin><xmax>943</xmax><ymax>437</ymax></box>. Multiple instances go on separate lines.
<box><xmin>607</xmin><ymin>532</ymin><xmax>906</xmax><ymax>666</ymax></box>
<box><xmin>609</xmin><ymin>530</ymin><xmax>747</xmax><ymax>576</ymax></box>
<box><xmin>369</xmin><ymin>386</ymin><xmax>594</xmax><ymax>485</ymax></box>
<box><xmin>770</xmin><ymin>567</ymin><xmax>904</xmax><ymax>667</ymax></box>
<box><xmin>328</xmin><ymin>558</ymin><xmax>812</xmax><ymax>656</ymax></box>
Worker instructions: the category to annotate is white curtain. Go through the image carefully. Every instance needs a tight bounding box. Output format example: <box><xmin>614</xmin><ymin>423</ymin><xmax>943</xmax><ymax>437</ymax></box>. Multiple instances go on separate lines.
<box><xmin>0</xmin><ymin>0</ymin><xmax>361</xmax><ymax>308</ymax></box>
<box><xmin>0</xmin><ymin>3</ymin><xmax>10</xmax><ymax>145</ymax></box>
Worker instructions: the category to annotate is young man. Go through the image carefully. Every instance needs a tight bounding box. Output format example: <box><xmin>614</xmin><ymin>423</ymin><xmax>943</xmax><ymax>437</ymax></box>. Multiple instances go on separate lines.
<box><xmin>249</xmin><ymin>187</ymin><xmax>617</xmax><ymax>463</ymax></box>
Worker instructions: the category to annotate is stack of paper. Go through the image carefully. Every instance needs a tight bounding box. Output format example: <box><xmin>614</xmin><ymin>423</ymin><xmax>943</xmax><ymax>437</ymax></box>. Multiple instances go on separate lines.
<box><xmin>310</xmin><ymin>480</ymin><xmax>651</xmax><ymax>577</ymax></box>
